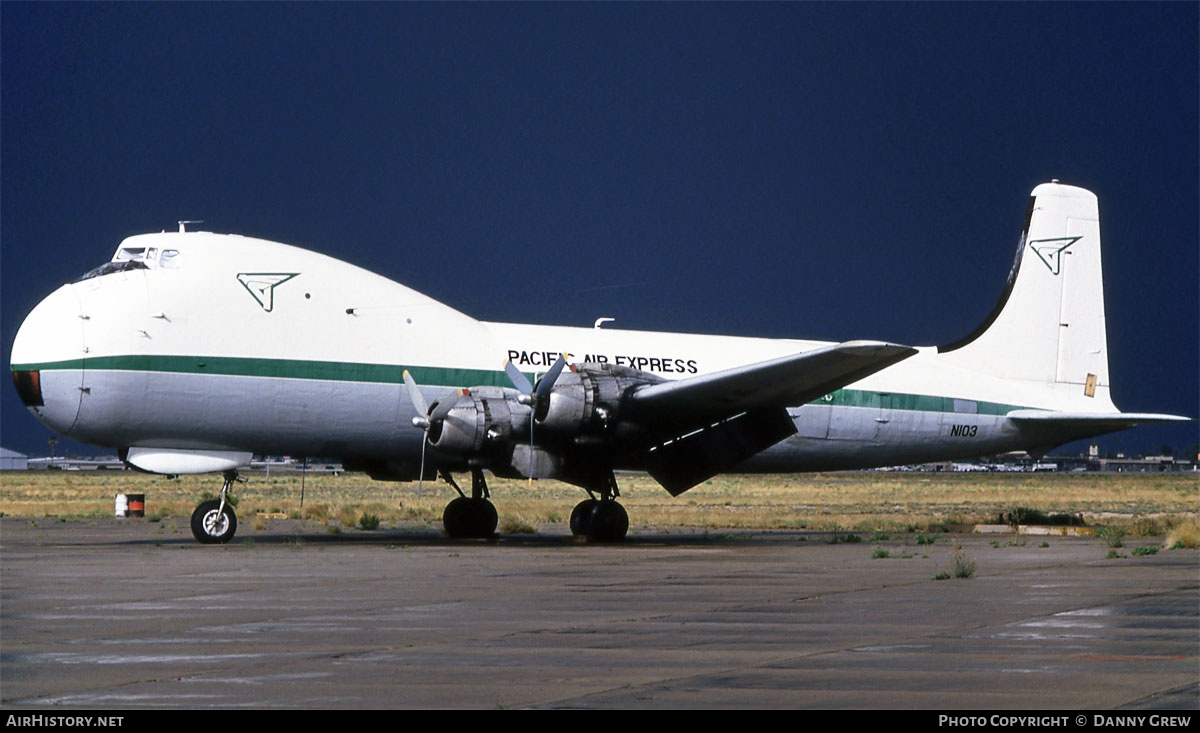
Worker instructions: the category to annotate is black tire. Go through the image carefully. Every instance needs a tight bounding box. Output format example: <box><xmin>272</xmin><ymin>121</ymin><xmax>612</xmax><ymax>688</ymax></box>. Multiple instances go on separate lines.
<box><xmin>443</xmin><ymin>497</ymin><xmax>471</xmax><ymax>538</ymax></box>
<box><xmin>443</xmin><ymin>497</ymin><xmax>497</xmax><ymax>539</ymax></box>
<box><xmin>588</xmin><ymin>501</ymin><xmax>628</xmax><ymax>542</ymax></box>
<box><xmin>570</xmin><ymin>499</ymin><xmax>598</xmax><ymax>536</ymax></box>
<box><xmin>191</xmin><ymin>500</ymin><xmax>237</xmax><ymax>544</ymax></box>
<box><xmin>470</xmin><ymin>498</ymin><xmax>498</xmax><ymax>538</ymax></box>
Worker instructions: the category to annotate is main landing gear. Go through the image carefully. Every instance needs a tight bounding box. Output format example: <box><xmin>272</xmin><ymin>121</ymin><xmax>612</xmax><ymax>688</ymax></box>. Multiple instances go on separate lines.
<box><xmin>440</xmin><ymin>468</ymin><xmax>498</xmax><ymax>539</ymax></box>
<box><xmin>190</xmin><ymin>469</ymin><xmax>242</xmax><ymax>544</ymax></box>
<box><xmin>570</xmin><ymin>471</ymin><xmax>628</xmax><ymax>542</ymax></box>
<box><xmin>436</xmin><ymin>468</ymin><xmax>629</xmax><ymax>542</ymax></box>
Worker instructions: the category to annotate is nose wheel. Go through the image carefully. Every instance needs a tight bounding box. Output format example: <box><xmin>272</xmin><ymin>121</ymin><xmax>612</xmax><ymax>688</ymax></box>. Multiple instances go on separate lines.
<box><xmin>190</xmin><ymin>469</ymin><xmax>242</xmax><ymax>544</ymax></box>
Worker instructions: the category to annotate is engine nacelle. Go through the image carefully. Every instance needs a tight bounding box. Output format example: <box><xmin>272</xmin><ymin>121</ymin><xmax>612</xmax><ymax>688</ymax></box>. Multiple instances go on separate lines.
<box><xmin>427</xmin><ymin>386</ymin><xmax>531</xmax><ymax>459</ymax></box>
<box><xmin>537</xmin><ymin>363</ymin><xmax>662</xmax><ymax>435</ymax></box>
<box><xmin>419</xmin><ymin>364</ymin><xmax>663</xmax><ymax>476</ymax></box>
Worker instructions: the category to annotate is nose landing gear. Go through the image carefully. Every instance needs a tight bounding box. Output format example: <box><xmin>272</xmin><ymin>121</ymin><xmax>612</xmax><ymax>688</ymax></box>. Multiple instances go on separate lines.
<box><xmin>190</xmin><ymin>469</ymin><xmax>242</xmax><ymax>544</ymax></box>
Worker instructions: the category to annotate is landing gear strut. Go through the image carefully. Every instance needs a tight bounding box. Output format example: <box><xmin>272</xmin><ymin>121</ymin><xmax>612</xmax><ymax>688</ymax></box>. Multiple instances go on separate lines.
<box><xmin>190</xmin><ymin>469</ymin><xmax>242</xmax><ymax>544</ymax></box>
<box><xmin>570</xmin><ymin>471</ymin><xmax>628</xmax><ymax>542</ymax></box>
<box><xmin>441</xmin><ymin>468</ymin><xmax>498</xmax><ymax>539</ymax></box>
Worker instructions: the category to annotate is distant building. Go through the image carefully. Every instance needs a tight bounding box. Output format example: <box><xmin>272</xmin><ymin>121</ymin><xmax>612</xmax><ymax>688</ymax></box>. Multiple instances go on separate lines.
<box><xmin>0</xmin><ymin>448</ymin><xmax>29</xmax><ymax>471</ymax></box>
<box><xmin>881</xmin><ymin>446</ymin><xmax>1198</xmax><ymax>473</ymax></box>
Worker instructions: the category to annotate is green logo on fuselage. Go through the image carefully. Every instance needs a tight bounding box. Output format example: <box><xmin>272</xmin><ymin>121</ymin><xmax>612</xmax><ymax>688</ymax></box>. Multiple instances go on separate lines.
<box><xmin>236</xmin><ymin>273</ymin><xmax>299</xmax><ymax>312</ymax></box>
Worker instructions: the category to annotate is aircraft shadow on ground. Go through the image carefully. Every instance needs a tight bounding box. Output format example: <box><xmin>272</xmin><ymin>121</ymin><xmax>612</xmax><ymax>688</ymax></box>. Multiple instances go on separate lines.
<box><xmin>120</xmin><ymin>525</ymin><xmax>807</xmax><ymax>549</ymax></box>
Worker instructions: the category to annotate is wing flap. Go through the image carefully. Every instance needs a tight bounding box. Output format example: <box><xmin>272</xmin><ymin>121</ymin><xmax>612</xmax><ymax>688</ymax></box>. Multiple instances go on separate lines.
<box><xmin>643</xmin><ymin>408</ymin><xmax>798</xmax><ymax>496</ymax></box>
<box><xmin>623</xmin><ymin>340</ymin><xmax>917</xmax><ymax>434</ymax></box>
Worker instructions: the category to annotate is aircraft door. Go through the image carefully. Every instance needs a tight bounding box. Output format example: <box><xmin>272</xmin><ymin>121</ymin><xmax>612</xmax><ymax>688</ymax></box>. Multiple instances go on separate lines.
<box><xmin>826</xmin><ymin>392</ymin><xmax>882</xmax><ymax>441</ymax></box>
<box><xmin>72</xmin><ymin>268</ymin><xmax>151</xmax><ymax>439</ymax></box>
<box><xmin>792</xmin><ymin>401</ymin><xmax>831</xmax><ymax>439</ymax></box>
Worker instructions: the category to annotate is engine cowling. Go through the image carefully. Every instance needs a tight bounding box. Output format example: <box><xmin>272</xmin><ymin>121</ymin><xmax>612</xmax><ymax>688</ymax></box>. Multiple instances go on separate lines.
<box><xmin>537</xmin><ymin>363</ymin><xmax>662</xmax><ymax>436</ymax></box>
<box><xmin>419</xmin><ymin>363</ymin><xmax>663</xmax><ymax>477</ymax></box>
<box><xmin>427</xmin><ymin>386</ymin><xmax>530</xmax><ymax>460</ymax></box>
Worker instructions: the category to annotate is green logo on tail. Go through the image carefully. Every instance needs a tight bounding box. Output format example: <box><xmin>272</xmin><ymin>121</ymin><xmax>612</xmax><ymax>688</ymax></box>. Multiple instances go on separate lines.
<box><xmin>1029</xmin><ymin>237</ymin><xmax>1081</xmax><ymax>276</ymax></box>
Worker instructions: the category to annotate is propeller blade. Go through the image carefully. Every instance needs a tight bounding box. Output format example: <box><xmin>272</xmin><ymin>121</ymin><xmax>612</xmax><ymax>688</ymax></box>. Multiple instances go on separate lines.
<box><xmin>403</xmin><ymin>370</ymin><xmax>431</xmax><ymax>495</ymax></box>
<box><xmin>402</xmin><ymin>370</ymin><xmax>429</xmax><ymax>415</ymax></box>
<box><xmin>504</xmin><ymin>359</ymin><xmax>533</xmax><ymax>395</ymax></box>
<box><xmin>534</xmin><ymin>354</ymin><xmax>567</xmax><ymax>402</ymax></box>
<box><xmin>429</xmin><ymin>390</ymin><xmax>462</xmax><ymax>423</ymax></box>
<box><xmin>417</xmin><ymin>437</ymin><xmax>427</xmax><ymax>498</ymax></box>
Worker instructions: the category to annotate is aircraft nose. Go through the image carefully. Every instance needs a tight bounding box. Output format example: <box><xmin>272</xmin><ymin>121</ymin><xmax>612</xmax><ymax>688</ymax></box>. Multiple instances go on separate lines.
<box><xmin>10</xmin><ymin>284</ymin><xmax>86</xmax><ymax>435</ymax></box>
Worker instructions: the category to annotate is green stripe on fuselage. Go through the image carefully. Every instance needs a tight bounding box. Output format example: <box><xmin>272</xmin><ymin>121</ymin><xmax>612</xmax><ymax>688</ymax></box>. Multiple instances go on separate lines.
<box><xmin>819</xmin><ymin>389</ymin><xmax>1015</xmax><ymax>416</ymax></box>
<box><xmin>11</xmin><ymin>355</ymin><xmax>512</xmax><ymax>390</ymax></box>
<box><xmin>11</xmin><ymin>354</ymin><xmax>1027</xmax><ymax>415</ymax></box>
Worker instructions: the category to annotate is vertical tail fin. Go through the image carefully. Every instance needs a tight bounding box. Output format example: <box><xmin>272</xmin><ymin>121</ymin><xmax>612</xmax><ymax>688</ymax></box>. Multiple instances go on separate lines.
<box><xmin>938</xmin><ymin>182</ymin><xmax>1114</xmax><ymax>409</ymax></box>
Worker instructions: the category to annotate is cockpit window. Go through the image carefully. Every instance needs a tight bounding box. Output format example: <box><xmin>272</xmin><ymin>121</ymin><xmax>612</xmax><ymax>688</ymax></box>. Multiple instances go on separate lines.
<box><xmin>113</xmin><ymin>247</ymin><xmax>147</xmax><ymax>262</ymax></box>
<box><xmin>75</xmin><ymin>260</ymin><xmax>149</xmax><ymax>282</ymax></box>
<box><xmin>113</xmin><ymin>246</ymin><xmax>165</xmax><ymax>264</ymax></box>
<box><xmin>74</xmin><ymin>245</ymin><xmax>183</xmax><ymax>282</ymax></box>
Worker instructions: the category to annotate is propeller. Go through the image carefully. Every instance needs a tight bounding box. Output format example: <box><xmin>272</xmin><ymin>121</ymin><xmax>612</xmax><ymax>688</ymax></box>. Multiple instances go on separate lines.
<box><xmin>402</xmin><ymin>370</ymin><xmax>461</xmax><ymax>496</ymax></box>
<box><xmin>505</xmin><ymin>354</ymin><xmax>566</xmax><ymax>415</ymax></box>
<box><xmin>504</xmin><ymin>354</ymin><xmax>567</xmax><ymax>480</ymax></box>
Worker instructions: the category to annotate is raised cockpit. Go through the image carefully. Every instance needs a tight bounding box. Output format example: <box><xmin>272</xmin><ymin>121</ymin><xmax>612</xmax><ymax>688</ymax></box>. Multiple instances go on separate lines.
<box><xmin>75</xmin><ymin>242</ymin><xmax>182</xmax><ymax>282</ymax></box>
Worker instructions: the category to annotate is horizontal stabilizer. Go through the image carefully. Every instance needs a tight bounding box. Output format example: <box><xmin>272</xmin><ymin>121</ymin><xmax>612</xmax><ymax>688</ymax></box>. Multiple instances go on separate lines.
<box><xmin>1006</xmin><ymin>410</ymin><xmax>1193</xmax><ymax>428</ymax></box>
<box><xmin>624</xmin><ymin>340</ymin><xmax>917</xmax><ymax>435</ymax></box>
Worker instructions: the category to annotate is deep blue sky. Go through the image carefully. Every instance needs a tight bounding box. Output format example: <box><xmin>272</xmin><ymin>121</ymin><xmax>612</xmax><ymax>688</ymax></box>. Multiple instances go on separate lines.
<box><xmin>3</xmin><ymin>3</ymin><xmax>1196</xmax><ymax>458</ymax></box>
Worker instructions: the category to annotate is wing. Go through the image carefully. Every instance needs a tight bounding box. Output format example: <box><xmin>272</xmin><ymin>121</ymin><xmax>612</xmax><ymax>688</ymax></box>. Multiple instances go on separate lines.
<box><xmin>624</xmin><ymin>340</ymin><xmax>918</xmax><ymax>431</ymax></box>
<box><xmin>624</xmin><ymin>340</ymin><xmax>918</xmax><ymax>495</ymax></box>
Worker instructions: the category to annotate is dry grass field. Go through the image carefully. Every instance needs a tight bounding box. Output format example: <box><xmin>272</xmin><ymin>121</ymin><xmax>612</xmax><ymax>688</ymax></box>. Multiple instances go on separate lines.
<box><xmin>1</xmin><ymin>469</ymin><xmax>1195</xmax><ymax>536</ymax></box>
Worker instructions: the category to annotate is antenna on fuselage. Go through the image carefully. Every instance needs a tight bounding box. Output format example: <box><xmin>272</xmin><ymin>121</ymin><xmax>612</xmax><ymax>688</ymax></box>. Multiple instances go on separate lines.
<box><xmin>178</xmin><ymin>220</ymin><xmax>204</xmax><ymax>233</ymax></box>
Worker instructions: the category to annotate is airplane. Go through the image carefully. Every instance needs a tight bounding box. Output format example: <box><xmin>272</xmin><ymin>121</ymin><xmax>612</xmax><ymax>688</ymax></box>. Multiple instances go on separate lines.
<box><xmin>9</xmin><ymin>181</ymin><xmax>1190</xmax><ymax>543</ymax></box>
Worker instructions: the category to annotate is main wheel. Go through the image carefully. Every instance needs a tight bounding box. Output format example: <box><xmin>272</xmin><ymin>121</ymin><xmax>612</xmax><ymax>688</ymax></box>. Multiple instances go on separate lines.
<box><xmin>443</xmin><ymin>497</ymin><xmax>471</xmax><ymax>537</ymax></box>
<box><xmin>468</xmin><ymin>498</ymin><xmax>498</xmax><ymax>538</ymax></box>
<box><xmin>588</xmin><ymin>501</ymin><xmax>628</xmax><ymax>542</ymax></box>
<box><xmin>191</xmin><ymin>500</ymin><xmax>237</xmax><ymax>544</ymax></box>
<box><xmin>443</xmin><ymin>497</ymin><xmax>497</xmax><ymax>539</ymax></box>
<box><xmin>569</xmin><ymin>499</ymin><xmax>598</xmax><ymax>536</ymax></box>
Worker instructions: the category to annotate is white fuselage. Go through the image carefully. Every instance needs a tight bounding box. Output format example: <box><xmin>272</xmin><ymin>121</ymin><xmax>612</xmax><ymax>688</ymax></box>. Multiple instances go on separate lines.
<box><xmin>11</xmin><ymin>228</ymin><xmax>1118</xmax><ymax>478</ymax></box>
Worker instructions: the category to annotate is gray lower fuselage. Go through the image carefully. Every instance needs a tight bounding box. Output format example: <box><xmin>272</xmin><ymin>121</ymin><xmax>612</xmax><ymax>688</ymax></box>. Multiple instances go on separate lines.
<box><xmin>37</xmin><ymin>366</ymin><xmax>1078</xmax><ymax>476</ymax></box>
